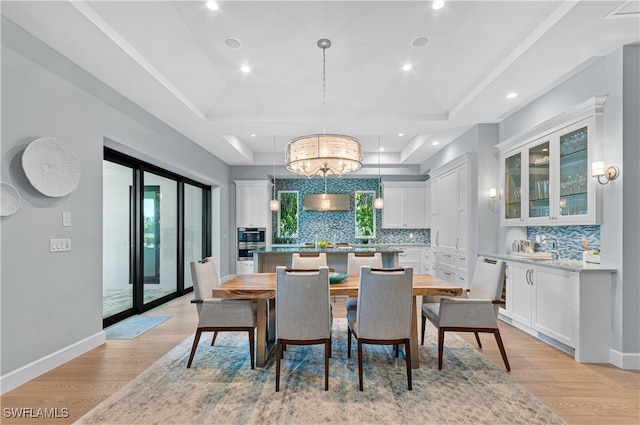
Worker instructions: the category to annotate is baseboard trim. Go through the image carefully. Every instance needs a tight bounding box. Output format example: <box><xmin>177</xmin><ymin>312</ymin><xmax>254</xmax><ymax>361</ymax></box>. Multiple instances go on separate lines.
<box><xmin>610</xmin><ymin>349</ymin><xmax>640</xmax><ymax>370</ymax></box>
<box><xmin>1</xmin><ymin>331</ymin><xmax>106</xmax><ymax>395</ymax></box>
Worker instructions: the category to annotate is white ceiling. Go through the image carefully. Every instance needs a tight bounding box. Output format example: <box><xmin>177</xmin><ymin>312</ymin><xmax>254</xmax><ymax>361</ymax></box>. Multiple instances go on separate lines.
<box><xmin>3</xmin><ymin>1</ymin><xmax>639</xmax><ymax>168</ymax></box>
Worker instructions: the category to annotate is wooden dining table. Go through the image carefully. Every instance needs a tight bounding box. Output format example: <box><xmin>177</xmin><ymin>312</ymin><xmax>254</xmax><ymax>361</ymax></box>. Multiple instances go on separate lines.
<box><xmin>213</xmin><ymin>273</ymin><xmax>463</xmax><ymax>368</ymax></box>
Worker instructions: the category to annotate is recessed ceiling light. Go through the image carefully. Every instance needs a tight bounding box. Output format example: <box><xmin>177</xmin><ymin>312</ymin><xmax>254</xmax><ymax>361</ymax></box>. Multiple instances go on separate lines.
<box><xmin>223</xmin><ymin>37</ymin><xmax>242</xmax><ymax>49</ymax></box>
<box><xmin>402</xmin><ymin>64</ymin><xmax>412</xmax><ymax>71</ymax></box>
<box><xmin>241</xmin><ymin>66</ymin><xmax>251</xmax><ymax>73</ymax></box>
<box><xmin>411</xmin><ymin>36</ymin><xmax>430</xmax><ymax>48</ymax></box>
<box><xmin>206</xmin><ymin>1</ymin><xmax>219</xmax><ymax>11</ymax></box>
<box><xmin>432</xmin><ymin>141</ymin><xmax>440</xmax><ymax>146</ymax></box>
<box><xmin>433</xmin><ymin>0</ymin><xmax>445</xmax><ymax>10</ymax></box>
<box><xmin>250</xmin><ymin>134</ymin><xmax>256</xmax><ymax>137</ymax></box>
<box><xmin>379</xmin><ymin>147</ymin><xmax>385</xmax><ymax>152</ymax></box>
<box><xmin>506</xmin><ymin>92</ymin><xmax>518</xmax><ymax>99</ymax></box>
<box><xmin>398</xmin><ymin>133</ymin><xmax>404</xmax><ymax>137</ymax></box>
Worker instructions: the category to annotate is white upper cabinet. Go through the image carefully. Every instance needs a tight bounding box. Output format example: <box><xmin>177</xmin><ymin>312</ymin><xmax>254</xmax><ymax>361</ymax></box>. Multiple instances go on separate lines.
<box><xmin>430</xmin><ymin>153</ymin><xmax>470</xmax><ymax>252</ymax></box>
<box><xmin>235</xmin><ymin>180</ymin><xmax>272</xmax><ymax>228</ymax></box>
<box><xmin>497</xmin><ymin>97</ymin><xmax>605</xmax><ymax>226</ymax></box>
<box><xmin>381</xmin><ymin>181</ymin><xmax>428</xmax><ymax>229</ymax></box>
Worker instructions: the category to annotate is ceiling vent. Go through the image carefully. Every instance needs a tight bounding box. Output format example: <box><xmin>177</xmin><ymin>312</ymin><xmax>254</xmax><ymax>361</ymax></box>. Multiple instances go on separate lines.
<box><xmin>605</xmin><ymin>1</ymin><xmax>640</xmax><ymax>18</ymax></box>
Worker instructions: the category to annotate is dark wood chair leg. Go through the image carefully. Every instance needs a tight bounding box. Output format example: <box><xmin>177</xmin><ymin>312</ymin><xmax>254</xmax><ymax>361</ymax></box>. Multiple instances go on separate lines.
<box><xmin>404</xmin><ymin>338</ymin><xmax>412</xmax><ymax>391</ymax></box>
<box><xmin>358</xmin><ymin>340</ymin><xmax>364</xmax><ymax>391</ymax></box>
<box><xmin>211</xmin><ymin>330</ymin><xmax>218</xmax><ymax>346</ymax></box>
<box><xmin>421</xmin><ymin>312</ymin><xmax>426</xmax><ymax>345</ymax></box>
<box><xmin>438</xmin><ymin>328</ymin><xmax>445</xmax><ymax>370</ymax></box>
<box><xmin>324</xmin><ymin>339</ymin><xmax>330</xmax><ymax>391</ymax></box>
<box><xmin>395</xmin><ymin>344</ymin><xmax>399</xmax><ymax>358</ymax></box>
<box><xmin>275</xmin><ymin>340</ymin><xmax>281</xmax><ymax>392</ymax></box>
<box><xmin>493</xmin><ymin>329</ymin><xmax>511</xmax><ymax>371</ymax></box>
<box><xmin>474</xmin><ymin>332</ymin><xmax>482</xmax><ymax>348</ymax></box>
<box><xmin>329</xmin><ymin>334</ymin><xmax>332</xmax><ymax>359</ymax></box>
<box><xmin>248</xmin><ymin>328</ymin><xmax>255</xmax><ymax>369</ymax></box>
<box><xmin>187</xmin><ymin>329</ymin><xmax>203</xmax><ymax>368</ymax></box>
<box><xmin>347</xmin><ymin>326</ymin><xmax>352</xmax><ymax>358</ymax></box>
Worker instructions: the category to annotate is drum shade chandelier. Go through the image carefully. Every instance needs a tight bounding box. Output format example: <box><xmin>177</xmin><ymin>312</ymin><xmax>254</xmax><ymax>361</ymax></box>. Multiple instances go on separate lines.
<box><xmin>285</xmin><ymin>39</ymin><xmax>363</xmax><ymax>178</ymax></box>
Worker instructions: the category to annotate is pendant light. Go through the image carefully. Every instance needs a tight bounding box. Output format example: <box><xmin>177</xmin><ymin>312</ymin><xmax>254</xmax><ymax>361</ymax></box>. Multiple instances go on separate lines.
<box><xmin>374</xmin><ymin>135</ymin><xmax>384</xmax><ymax>209</ymax></box>
<box><xmin>285</xmin><ymin>39</ymin><xmax>363</xmax><ymax>177</ymax></box>
<box><xmin>270</xmin><ymin>136</ymin><xmax>280</xmax><ymax>211</ymax></box>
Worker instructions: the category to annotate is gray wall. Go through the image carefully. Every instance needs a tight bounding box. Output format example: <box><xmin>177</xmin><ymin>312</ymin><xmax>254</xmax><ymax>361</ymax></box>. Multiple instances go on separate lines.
<box><xmin>1</xmin><ymin>18</ymin><xmax>232</xmax><ymax>383</ymax></box>
<box><xmin>421</xmin><ymin>123</ymin><xmax>502</xmax><ymax>277</ymax></box>
<box><xmin>497</xmin><ymin>45</ymin><xmax>639</xmax><ymax>357</ymax></box>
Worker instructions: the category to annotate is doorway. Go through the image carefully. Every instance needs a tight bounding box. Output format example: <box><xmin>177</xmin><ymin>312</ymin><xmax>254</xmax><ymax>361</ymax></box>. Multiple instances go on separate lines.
<box><xmin>102</xmin><ymin>148</ymin><xmax>211</xmax><ymax>327</ymax></box>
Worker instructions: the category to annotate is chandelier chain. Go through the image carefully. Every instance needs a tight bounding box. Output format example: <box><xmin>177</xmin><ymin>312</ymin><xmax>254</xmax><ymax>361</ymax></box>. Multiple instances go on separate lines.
<box><xmin>322</xmin><ymin>44</ymin><xmax>326</xmax><ymax>134</ymax></box>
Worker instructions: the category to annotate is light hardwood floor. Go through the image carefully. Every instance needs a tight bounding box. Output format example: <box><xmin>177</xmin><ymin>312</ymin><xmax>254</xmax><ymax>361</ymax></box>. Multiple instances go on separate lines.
<box><xmin>2</xmin><ymin>294</ymin><xmax>638</xmax><ymax>425</ymax></box>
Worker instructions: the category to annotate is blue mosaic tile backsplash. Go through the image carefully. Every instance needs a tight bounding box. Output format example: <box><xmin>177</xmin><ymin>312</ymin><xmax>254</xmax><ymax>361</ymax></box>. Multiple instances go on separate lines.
<box><xmin>527</xmin><ymin>225</ymin><xmax>601</xmax><ymax>260</ymax></box>
<box><xmin>272</xmin><ymin>178</ymin><xmax>430</xmax><ymax>245</ymax></box>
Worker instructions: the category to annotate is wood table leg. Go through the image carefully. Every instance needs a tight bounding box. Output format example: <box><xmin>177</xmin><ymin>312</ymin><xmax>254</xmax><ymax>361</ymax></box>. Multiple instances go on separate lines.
<box><xmin>256</xmin><ymin>298</ymin><xmax>276</xmax><ymax>367</ymax></box>
<box><xmin>256</xmin><ymin>299</ymin><xmax>267</xmax><ymax>367</ymax></box>
<box><xmin>410</xmin><ymin>295</ymin><xmax>420</xmax><ymax>369</ymax></box>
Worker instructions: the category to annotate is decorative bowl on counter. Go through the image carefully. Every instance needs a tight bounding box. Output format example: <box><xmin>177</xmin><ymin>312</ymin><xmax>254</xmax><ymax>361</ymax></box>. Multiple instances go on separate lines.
<box><xmin>329</xmin><ymin>272</ymin><xmax>348</xmax><ymax>284</ymax></box>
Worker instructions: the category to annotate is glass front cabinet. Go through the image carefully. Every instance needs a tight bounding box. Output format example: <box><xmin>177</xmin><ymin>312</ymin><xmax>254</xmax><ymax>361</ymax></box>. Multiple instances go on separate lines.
<box><xmin>499</xmin><ymin>116</ymin><xmax>598</xmax><ymax>226</ymax></box>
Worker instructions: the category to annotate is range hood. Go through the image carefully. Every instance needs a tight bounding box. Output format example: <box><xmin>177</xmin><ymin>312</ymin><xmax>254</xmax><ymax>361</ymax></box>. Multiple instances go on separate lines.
<box><xmin>303</xmin><ymin>194</ymin><xmax>350</xmax><ymax>211</ymax></box>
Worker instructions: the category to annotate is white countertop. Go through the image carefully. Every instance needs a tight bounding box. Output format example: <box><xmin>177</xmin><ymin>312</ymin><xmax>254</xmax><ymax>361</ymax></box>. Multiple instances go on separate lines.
<box><xmin>481</xmin><ymin>253</ymin><xmax>617</xmax><ymax>273</ymax></box>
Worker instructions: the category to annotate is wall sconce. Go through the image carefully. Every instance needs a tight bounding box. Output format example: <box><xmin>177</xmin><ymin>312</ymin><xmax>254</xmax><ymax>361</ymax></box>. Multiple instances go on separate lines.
<box><xmin>592</xmin><ymin>161</ymin><xmax>620</xmax><ymax>185</ymax></box>
<box><xmin>489</xmin><ymin>187</ymin><xmax>501</xmax><ymax>202</ymax></box>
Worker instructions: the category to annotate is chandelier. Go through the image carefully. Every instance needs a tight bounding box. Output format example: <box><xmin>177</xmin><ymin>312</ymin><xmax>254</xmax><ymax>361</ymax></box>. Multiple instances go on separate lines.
<box><xmin>285</xmin><ymin>39</ymin><xmax>363</xmax><ymax>178</ymax></box>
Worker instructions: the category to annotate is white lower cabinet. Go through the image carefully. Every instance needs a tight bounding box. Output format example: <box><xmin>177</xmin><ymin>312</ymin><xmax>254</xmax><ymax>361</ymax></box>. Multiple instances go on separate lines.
<box><xmin>433</xmin><ymin>247</ymin><xmax>468</xmax><ymax>288</ymax></box>
<box><xmin>236</xmin><ymin>261</ymin><xmax>255</xmax><ymax>274</ymax></box>
<box><xmin>506</xmin><ymin>262</ymin><xmax>573</xmax><ymax>346</ymax></box>
<box><xmin>502</xmin><ymin>260</ymin><xmax>612</xmax><ymax>363</ymax></box>
<box><xmin>420</xmin><ymin>247</ymin><xmax>432</xmax><ymax>274</ymax></box>
<box><xmin>397</xmin><ymin>245</ymin><xmax>421</xmax><ymax>271</ymax></box>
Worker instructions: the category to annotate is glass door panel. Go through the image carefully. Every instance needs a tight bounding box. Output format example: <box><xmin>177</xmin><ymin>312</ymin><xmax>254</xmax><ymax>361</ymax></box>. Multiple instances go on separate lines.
<box><xmin>103</xmin><ymin>161</ymin><xmax>134</xmax><ymax>318</ymax></box>
<box><xmin>528</xmin><ymin>141</ymin><xmax>550</xmax><ymax>219</ymax></box>
<box><xmin>504</xmin><ymin>153</ymin><xmax>521</xmax><ymax>220</ymax></box>
<box><xmin>559</xmin><ymin>126</ymin><xmax>588</xmax><ymax>216</ymax></box>
<box><xmin>184</xmin><ymin>184</ymin><xmax>204</xmax><ymax>290</ymax></box>
<box><xmin>143</xmin><ymin>172</ymin><xmax>177</xmax><ymax>305</ymax></box>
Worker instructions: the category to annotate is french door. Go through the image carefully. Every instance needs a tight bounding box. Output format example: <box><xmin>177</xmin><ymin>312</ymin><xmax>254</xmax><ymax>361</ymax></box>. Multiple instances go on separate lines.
<box><xmin>102</xmin><ymin>148</ymin><xmax>210</xmax><ymax>327</ymax></box>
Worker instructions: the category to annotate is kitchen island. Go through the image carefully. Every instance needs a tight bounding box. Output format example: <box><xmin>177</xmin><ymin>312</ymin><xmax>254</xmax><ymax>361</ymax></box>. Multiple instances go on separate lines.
<box><xmin>251</xmin><ymin>245</ymin><xmax>403</xmax><ymax>273</ymax></box>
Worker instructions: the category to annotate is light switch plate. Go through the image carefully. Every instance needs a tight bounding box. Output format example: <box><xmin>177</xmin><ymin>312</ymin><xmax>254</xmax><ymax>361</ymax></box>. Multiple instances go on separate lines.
<box><xmin>63</xmin><ymin>211</ymin><xmax>71</xmax><ymax>227</ymax></box>
<box><xmin>50</xmin><ymin>238</ymin><xmax>71</xmax><ymax>252</ymax></box>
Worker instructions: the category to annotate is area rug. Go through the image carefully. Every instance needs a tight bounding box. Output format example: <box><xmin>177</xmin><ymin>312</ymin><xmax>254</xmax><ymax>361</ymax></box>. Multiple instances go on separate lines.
<box><xmin>105</xmin><ymin>315</ymin><xmax>171</xmax><ymax>340</ymax></box>
<box><xmin>79</xmin><ymin>319</ymin><xmax>565</xmax><ymax>424</ymax></box>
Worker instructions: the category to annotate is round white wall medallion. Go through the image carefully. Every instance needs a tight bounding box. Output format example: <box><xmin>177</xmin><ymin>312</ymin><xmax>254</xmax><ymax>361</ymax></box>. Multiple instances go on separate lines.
<box><xmin>1</xmin><ymin>182</ymin><xmax>21</xmax><ymax>216</ymax></box>
<box><xmin>22</xmin><ymin>137</ymin><xmax>81</xmax><ymax>197</ymax></box>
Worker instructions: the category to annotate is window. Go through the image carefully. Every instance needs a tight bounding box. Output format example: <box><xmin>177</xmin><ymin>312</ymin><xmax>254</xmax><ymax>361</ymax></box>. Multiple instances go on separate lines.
<box><xmin>277</xmin><ymin>191</ymin><xmax>298</xmax><ymax>242</ymax></box>
<box><xmin>355</xmin><ymin>191</ymin><xmax>375</xmax><ymax>239</ymax></box>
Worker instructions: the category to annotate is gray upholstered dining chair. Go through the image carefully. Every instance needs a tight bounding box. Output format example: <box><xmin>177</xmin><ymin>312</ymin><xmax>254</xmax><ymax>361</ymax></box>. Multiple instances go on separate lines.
<box><xmin>275</xmin><ymin>266</ymin><xmax>332</xmax><ymax>392</ymax></box>
<box><xmin>187</xmin><ymin>257</ymin><xmax>257</xmax><ymax>369</ymax></box>
<box><xmin>347</xmin><ymin>266</ymin><xmax>413</xmax><ymax>391</ymax></box>
<box><xmin>345</xmin><ymin>252</ymin><xmax>383</xmax><ymax>312</ymax></box>
<box><xmin>421</xmin><ymin>256</ymin><xmax>510</xmax><ymax>371</ymax></box>
<box><xmin>291</xmin><ymin>252</ymin><xmax>328</xmax><ymax>269</ymax></box>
